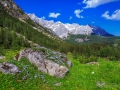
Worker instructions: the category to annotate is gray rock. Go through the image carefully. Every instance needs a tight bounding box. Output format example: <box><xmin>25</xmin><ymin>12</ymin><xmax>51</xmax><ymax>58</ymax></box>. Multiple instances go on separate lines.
<box><xmin>52</xmin><ymin>51</ymin><xmax>57</xmax><ymax>55</ymax></box>
<box><xmin>87</xmin><ymin>62</ymin><xmax>99</xmax><ymax>65</ymax></box>
<box><xmin>39</xmin><ymin>46</ymin><xmax>46</xmax><ymax>49</ymax></box>
<box><xmin>54</xmin><ymin>82</ymin><xmax>62</xmax><ymax>86</ymax></box>
<box><xmin>66</xmin><ymin>60</ymin><xmax>72</xmax><ymax>67</ymax></box>
<box><xmin>14</xmin><ymin>48</ymin><xmax>69</xmax><ymax>78</ymax></box>
<box><xmin>0</xmin><ymin>62</ymin><xmax>20</xmax><ymax>74</ymax></box>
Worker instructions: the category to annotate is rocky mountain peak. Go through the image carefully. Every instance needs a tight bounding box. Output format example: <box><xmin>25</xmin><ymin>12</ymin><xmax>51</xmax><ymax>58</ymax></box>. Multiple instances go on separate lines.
<box><xmin>28</xmin><ymin>13</ymin><xmax>113</xmax><ymax>38</ymax></box>
<box><xmin>0</xmin><ymin>0</ymin><xmax>29</xmax><ymax>19</ymax></box>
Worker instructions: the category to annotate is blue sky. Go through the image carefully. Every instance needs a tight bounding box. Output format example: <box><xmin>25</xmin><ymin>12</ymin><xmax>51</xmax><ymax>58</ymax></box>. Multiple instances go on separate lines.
<box><xmin>14</xmin><ymin>0</ymin><xmax>120</xmax><ymax>36</ymax></box>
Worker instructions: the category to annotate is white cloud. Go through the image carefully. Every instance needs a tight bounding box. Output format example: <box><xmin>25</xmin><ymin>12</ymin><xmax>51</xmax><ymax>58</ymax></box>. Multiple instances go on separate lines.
<box><xmin>102</xmin><ymin>11</ymin><xmax>112</xmax><ymax>19</ymax></box>
<box><xmin>82</xmin><ymin>0</ymin><xmax>118</xmax><ymax>8</ymax></box>
<box><xmin>81</xmin><ymin>16</ymin><xmax>84</xmax><ymax>18</ymax></box>
<box><xmin>41</xmin><ymin>16</ymin><xmax>45</xmax><ymax>19</ymax></box>
<box><xmin>49</xmin><ymin>12</ymin><xmax>61</xmax><ymax>18</ymax></box>
<box><xmin>102</xmin><ymin>9</ymin><xmax>120</xmax><ymax>20</ymax></box>
<box><xmin>74</xmin><ymin>9</ymin><xmax>84</xmax><ymax>18</ymax></box>
<box><xmin>69</xmin><ymin>16</ymin><xmax>73</xmax><ymax>20</ymax></box>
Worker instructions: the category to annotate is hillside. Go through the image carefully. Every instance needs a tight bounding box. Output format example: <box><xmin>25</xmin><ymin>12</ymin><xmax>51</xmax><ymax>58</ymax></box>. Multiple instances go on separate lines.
<box><xmin>0</xmin><ymin>1</ymin><xmax>64</xmax><ymax>51</ymax></box>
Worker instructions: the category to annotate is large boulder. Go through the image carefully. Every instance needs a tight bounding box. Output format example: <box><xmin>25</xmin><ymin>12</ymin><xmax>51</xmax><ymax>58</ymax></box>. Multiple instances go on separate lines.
<box><xmin>0</xmin><ymin>62</ymin><xmax>20</xmax><ymax>74</ymax></box>
<box><xmin>14</xmin><ymin>48</ymin><xmax>69</xmax><ymax>78</ymax></box>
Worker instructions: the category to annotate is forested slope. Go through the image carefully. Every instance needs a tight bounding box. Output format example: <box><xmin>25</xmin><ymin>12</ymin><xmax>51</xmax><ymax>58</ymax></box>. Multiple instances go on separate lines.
<box><xmin>0</xmin><ymin>3</ymin><xmax>64</xmax><ymax>50</ymax></box>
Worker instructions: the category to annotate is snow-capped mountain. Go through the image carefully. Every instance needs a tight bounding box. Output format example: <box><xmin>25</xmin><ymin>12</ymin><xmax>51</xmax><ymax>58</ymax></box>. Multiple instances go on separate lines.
<box><xmin>28</xmin><ymin>13</ymin><xmax>113</xmax><ymax>38</ymax></box>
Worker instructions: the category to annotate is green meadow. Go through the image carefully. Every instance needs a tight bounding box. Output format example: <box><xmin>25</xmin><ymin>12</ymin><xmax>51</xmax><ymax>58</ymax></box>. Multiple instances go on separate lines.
<box><xmin>0</xmin><ymin>50</ymin><xmax>120</xmax><ymax>90</ymax></box>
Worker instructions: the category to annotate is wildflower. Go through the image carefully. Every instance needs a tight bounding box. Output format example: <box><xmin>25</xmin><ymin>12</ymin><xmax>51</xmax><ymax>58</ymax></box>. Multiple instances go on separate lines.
<box><xmin>91</xmin><ymin>71</ymin><xmax>94</xmax><ymax>74</ymax></box>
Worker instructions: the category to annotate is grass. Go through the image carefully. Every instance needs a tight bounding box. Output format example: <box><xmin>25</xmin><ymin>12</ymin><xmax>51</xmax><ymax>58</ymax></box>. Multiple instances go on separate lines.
<box><xmin>0</xmin><ymin>51</ymin><xmax>120</xmax><ymax>90</ymax></box>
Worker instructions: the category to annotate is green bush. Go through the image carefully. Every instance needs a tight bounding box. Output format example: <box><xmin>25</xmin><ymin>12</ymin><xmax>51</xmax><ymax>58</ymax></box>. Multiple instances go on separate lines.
<box><xmin>5</xmin><ymin>50</ymin><xmax>19</xmax><ymax>60</ymax></box>
<box><xmin>74</xmin><ymin>55</ymin><xmax>98</xmax><ymax>64</ymax></box>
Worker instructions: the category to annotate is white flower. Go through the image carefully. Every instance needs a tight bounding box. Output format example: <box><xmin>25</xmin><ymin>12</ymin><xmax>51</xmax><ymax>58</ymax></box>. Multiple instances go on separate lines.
<box><xmin>91</xmin><ymin>71</ymin><xmax>95</xmax><ymax>74</ymax></box>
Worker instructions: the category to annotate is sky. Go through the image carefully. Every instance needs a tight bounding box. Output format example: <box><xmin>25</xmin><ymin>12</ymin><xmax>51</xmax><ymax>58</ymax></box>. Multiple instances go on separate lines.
<box><xmin>14</xmin><ymin>0</ymin><xmax>120</xmax><ymax>36</ymax></box>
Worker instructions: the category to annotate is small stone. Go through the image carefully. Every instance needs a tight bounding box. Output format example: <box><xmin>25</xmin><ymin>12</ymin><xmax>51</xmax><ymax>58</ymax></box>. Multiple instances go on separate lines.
<box><xmin>0</xmin><ymin>62</ymin><xmax>20</xmax><ymax>74</ymax></box>
<box><xmin>54</xmin><ymin>82</ymin><xmax>62</xmax><ymax>86</ymax></box>
<box><xmin>66</xmin><ymin>60</ymin><xmax>72</xmax><ymax>67</ymax></box>
<box><xmin>52</xmin><ymin>51</ymin><xmax>56</xmax><ymax>55</ymax></box>
<box><xmin>87</xmin><ymin>62</ymin><xmax>99</xmax><ymax>65</ymax></box>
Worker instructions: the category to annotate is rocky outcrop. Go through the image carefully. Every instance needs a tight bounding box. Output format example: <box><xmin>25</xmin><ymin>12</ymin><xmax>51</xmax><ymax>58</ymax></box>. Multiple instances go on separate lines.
<box><xmin>0</xmin><ymin>0</ymin><xmax>29</xmax><ymax>19</ymax></box>
<box><xmin>0</xmin><ymin>62</ymin><xmax>20</xmax><ymax>74</ymax></box>
<box><xmin>14</xmin><ymin>48</ymin><xmax>70</xmax><ymax>78</ymax></box>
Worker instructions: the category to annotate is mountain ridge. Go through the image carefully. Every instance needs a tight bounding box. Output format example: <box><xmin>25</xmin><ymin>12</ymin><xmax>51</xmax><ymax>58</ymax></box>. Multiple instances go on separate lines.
<box><xmin>28</xmin><ymin>13</ymin><xmax>114</xmax><ymax>38</ymax></box>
